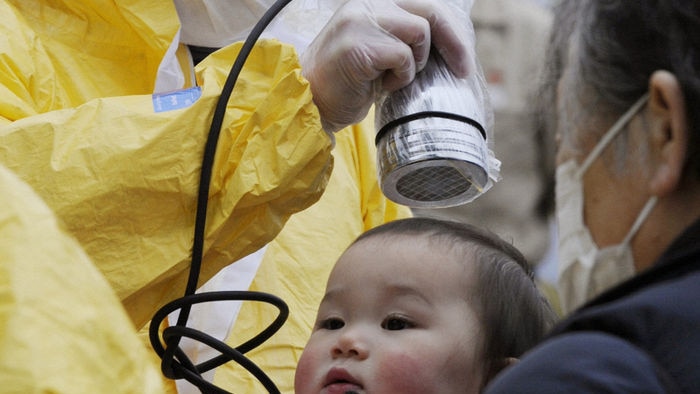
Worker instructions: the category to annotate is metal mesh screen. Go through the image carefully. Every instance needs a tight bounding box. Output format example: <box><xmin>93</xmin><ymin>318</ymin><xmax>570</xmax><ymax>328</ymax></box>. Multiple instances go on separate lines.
<box><xmin>395</xmin><ymin>165</ymin><xmax>471</xmax><ymax>202</ymax></box>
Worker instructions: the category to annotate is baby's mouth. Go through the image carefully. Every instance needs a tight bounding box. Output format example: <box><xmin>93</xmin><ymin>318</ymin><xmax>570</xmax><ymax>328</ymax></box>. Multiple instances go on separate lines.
<box><xmin>325</xmin><ymin>381</ymin><xmax>363</xmax><ymax>394</ymax></box>
<box><xmin>324</xmin><ymin>369</ymin><xmax>363</xmax><ymax>394</ymax></box>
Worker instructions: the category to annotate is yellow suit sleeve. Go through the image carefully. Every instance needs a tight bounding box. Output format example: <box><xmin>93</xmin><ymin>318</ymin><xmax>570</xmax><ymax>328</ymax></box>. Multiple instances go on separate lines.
<box><xmin>213</xmin><ymin>109</ymin><xmax>412</xmax><ymax>393</ymax></box>
<box><xmin>0</xmin><ymin>39</ymin><xmax>333</xmax><ymax>330</ymax></box>
<box><xmin>0</xmin><ymin>164</ymin><xmax>167</xmax><ymax>393</ymax></box>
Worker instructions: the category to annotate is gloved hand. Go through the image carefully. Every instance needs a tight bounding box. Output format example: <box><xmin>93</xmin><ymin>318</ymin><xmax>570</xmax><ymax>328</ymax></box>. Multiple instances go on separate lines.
<box><xmin>301</xmin><ymin>0</ymin><xmax>475</xmax><ymax>133</ymax></box>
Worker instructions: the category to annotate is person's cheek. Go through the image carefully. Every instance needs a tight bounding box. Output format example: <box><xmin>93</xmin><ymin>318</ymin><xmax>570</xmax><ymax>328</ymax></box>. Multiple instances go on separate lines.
<box><xmin>374</xmin><ymin>351</ymin><xmax>430</xmax><ymax>393</ymax></box>
<box><xmin>295</xmin><ymin>346</ymin><xmax>321</xmax><ymax>394</ymax></box>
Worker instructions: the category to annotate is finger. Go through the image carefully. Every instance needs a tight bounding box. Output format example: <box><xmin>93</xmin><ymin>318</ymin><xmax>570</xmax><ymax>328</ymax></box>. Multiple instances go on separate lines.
<box><xmin>395</xmin><ymin>0</ymin><xmax>473</xmax><ymax>77</ymax></box>
<box><xmin>342</xmin><ymin>1</ymin><xmax>420</xmax><ymax>90</ymax></box>
<box><xmin>364</xmin><ymin>35</ymin><xmax>417</xmax><ymax>92</ymax></box>
<box><xmin>373</xmin><ymin>2</ymin><xmax>432</xmax><ymax>72</ymax></box>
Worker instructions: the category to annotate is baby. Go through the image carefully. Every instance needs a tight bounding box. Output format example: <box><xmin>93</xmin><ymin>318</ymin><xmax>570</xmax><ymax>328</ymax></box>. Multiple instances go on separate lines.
<box><xmin>294</xmin><ymin>217</ymin><xmax>557</xmax><ymax>394</ymax></box>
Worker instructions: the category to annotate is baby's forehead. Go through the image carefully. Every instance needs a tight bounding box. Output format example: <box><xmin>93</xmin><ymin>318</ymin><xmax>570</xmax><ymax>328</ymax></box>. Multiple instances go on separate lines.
<box><xmin>336</xmin><ymin>233</ymin><xmax>477</xmax><ymax>282</ymax></box>
<box><xmin>358</xmin><ymin>231</ymin><xmax>477</xmax><ymax>258</ymax></box>
<box><xmin>361</xmin><ymin>229</ymin><xmax>446</xmax><ymax>244</ymax></box>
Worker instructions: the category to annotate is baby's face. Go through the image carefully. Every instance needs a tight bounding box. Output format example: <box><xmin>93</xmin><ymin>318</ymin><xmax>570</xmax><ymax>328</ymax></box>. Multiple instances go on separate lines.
<box><xmin>294</xmin><ymin>235</ymin><xmax>484</xmax><ymax>394</ymax></box>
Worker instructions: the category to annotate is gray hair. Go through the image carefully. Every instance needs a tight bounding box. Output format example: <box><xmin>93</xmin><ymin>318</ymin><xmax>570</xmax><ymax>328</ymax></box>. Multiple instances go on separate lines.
<box><xmin>540</xmin><ymin>0</ymin><xmax>700</xmax><ymax>177</ymax></box>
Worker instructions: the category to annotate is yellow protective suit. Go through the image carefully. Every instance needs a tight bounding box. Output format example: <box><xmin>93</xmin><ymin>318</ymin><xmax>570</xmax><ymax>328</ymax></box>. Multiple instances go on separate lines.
<box><xmin>0</xmin><ymin>164</ymin><xmax>166</xmax><ymax>393</ymax></box>
<box><xmin>207</xmin><ymin>110</ymin><xmax>410</xmax><ymax>393</ymax></box>
<box><xmin>0</xmin><ymin>39</ymin><xmax>331</xmax><ymax>330</ymax></box>
<box><xmin>2</xmin><ymin>0</ymin><xmax>410</xmax><ymax>392</ymax></box>
<box><xmin>0</xmin><ymin>0</ymin><xmax>180</xmax><ymax>123</ymax></box>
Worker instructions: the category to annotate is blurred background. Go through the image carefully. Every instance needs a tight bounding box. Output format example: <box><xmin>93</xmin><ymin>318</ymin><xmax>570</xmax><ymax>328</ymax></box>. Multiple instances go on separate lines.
<box><xmin>414</xmin><ymin>0</ymin><xmax>561</xmax><ymax>313</ymax></box>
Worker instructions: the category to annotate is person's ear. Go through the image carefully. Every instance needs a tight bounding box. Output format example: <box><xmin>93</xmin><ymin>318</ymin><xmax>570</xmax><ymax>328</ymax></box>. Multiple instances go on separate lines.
<box><xmin>646</xmin><ymin>70</ymin><xmax>688</xmax><ymax>197</ymax></box>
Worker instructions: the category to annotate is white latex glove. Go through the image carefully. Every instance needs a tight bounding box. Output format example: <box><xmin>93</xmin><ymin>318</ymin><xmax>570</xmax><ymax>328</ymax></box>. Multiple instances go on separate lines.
<box><xmin>301</xmin><ymin>0</ymin><xmax>475</xmax><ymax>133</ymax></box>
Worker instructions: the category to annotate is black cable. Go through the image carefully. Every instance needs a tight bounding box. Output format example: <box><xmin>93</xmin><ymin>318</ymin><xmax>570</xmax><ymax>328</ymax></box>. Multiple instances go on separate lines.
<box><xmin>149</xmin><ymin>1</ymin><xmax>293</xmax><ymax>392</ymax></box>
<box><xmin>150</xmin><ymin>292</ymin><xmax>289</xmax><ymax>392</ymax></box>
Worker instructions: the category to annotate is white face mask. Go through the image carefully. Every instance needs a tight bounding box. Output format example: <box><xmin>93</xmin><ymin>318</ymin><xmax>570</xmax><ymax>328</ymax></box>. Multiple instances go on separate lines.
<box><xmin>556</xmin><ymin>94</ymin><xmax>657</xmax><ymax>314</ymax></box>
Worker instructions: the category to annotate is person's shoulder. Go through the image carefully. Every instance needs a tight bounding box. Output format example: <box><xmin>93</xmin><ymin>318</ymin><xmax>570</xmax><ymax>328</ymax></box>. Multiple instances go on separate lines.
<box><xmin>578</xmin><ymin>260</ymin><xmax>700</xmax><ymax>336</ymax></box>
<box><xmin>484</xmin><ymin>331</ymin><xmax>669</xmax><ymax>394</ymax></box>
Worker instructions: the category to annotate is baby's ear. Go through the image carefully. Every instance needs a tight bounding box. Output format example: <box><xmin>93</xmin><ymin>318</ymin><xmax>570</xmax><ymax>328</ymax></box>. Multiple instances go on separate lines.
<box><xmin>491</xmin><ymin>357</ymin><xmax>519</xmax><ymax>377</ymax></box>
<box><xmin>504</xmin><ymin>357</ymin><xmax>519</xmax><ymax>367</ymax></box>
<box><xmin>484</xmin><ymin>357</ymin><xmax>521</xmax><ymax>389</ymax></box>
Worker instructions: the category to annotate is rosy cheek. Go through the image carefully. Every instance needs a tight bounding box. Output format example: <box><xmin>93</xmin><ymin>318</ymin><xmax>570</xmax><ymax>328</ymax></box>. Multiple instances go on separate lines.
<box><xmin>295</xmin><ymin>348</ymin><xmax>321</xmax><ymax>393</ymax></box>
<box><xmin>373</xmin><ymin>352</ymin><xmax>431</xmax><ymax>393</ymax></box>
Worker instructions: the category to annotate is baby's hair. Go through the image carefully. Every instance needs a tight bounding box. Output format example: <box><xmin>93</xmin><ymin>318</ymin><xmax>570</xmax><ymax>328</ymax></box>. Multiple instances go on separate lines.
<box><xmin>354</xmin><ymin>217</ymin><xmax>557</xmax><ymax>389</ymax></box>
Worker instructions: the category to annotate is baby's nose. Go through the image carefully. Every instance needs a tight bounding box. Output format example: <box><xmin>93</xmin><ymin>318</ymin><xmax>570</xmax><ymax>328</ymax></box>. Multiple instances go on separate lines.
<box><xmin>331</xmin><ymin>328</ymin><xmax>369</xmax><ymax>360</ymax></box>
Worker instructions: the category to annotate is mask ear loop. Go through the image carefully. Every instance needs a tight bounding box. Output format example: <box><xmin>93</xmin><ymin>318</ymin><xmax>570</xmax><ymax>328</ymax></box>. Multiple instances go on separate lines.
<box><xmin>621</xmin><ymin>196</ymin><xmax>658</xmax><ymax>247</ymax></box>
<box><xmin>578</xmin><ymin>94</ymin><xmax>650</xmax><ymax>175</ymax></box>
<box><xmin>574</xmin><ymin>93</ymin><xmax>654</xmax><ymax>257</ymax></box>
<box><xmin>148</xmin><ymin>1</ymin><xmax>293</xmax><ymax>392</ymax></box>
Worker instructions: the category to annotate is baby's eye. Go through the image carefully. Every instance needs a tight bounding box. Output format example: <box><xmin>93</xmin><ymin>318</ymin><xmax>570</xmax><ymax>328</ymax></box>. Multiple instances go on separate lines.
<box><xmin>382</xmin><ymin>315</ymin><xmax>414</xmax><ymax>331</ymax></box>
<box><xmin>319</xmin><ymin>317</ymin><xmax>345</xmax><ymax>330</ymax></box>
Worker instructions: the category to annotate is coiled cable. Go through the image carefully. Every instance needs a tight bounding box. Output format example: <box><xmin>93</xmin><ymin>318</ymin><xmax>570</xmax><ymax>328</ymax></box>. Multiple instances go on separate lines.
<box><xmin>149</xmin><ymin>1</ymin><xmax>293</xmax><ymax>392</ymax></box>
